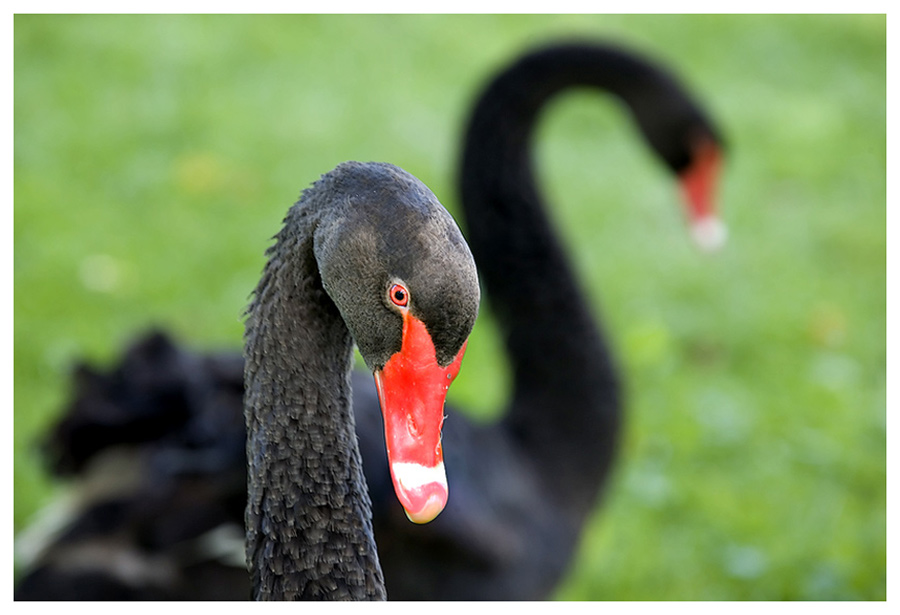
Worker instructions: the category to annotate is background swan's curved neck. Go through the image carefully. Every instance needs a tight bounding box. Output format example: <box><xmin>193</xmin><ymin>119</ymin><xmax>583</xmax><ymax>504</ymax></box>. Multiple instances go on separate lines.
<box><xmin>458</xmin><ymin>45</ymin><xmax>628</xmax><ymax>510</ymax></box>
<box><xmin>462</xmin><ymin>44</ymin><xmax>710</xmax><ymax>198</ymax></box>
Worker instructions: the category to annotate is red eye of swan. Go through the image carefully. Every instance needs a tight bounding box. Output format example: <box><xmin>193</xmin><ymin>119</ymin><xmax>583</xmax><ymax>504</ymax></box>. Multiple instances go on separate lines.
<box><xmin>389</xmin><ymin>284</ymin><xmax>409</xmax><ymax>307</ymax></box>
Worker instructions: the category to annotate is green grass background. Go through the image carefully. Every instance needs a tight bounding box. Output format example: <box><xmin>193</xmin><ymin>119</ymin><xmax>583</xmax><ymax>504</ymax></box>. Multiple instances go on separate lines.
<box><xmin>14</xmin><ymin>14</ymin><xmax>886</xmax><ymax>600</ymax></box>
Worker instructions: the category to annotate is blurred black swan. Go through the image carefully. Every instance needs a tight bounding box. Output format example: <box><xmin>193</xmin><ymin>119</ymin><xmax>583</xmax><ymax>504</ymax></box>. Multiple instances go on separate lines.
<box><xmin>15</xmin><ymin>40</ymin><xmax>724</xmax><ymax>600</ymax></box>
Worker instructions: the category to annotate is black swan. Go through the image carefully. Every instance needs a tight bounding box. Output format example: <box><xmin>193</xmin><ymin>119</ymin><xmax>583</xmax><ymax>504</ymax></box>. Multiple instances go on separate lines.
<box><xmin>15</xmin><ymin>41</ymin><xmax>724</xmax><ymax>600</ymax></box>
<box><xmin>242</xmin><ymin>161</ymin><xmax>479</xmax><ymax>599</ymax></box>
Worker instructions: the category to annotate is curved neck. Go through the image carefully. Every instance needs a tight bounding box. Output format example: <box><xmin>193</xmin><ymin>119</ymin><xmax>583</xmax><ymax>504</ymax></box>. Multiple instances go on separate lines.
<box><xmin>463</xmin><ymin>44</ymin><xmax>715</xmax><ymax>174</ymax></box>
<box><xmin>243</xmin><ymin>204</ymin><xmax>385</xmax><ymax>600</ymax></box>
<box><xmin>458</xmin><ymin>45</ymin><xmax>661</xmax><ymax>509</ymax></box>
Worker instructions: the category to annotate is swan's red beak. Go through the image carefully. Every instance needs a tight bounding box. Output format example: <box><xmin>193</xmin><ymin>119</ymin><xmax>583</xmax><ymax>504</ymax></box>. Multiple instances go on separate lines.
<box><xmin>373</xmin><ymin>313</ymin><xmax>466</xmax><ymax>524</ymax></box>
<box><xmin>679</xmin><ymin>138</ymin><xmax>727</xmax><ymax>252</ymax></box>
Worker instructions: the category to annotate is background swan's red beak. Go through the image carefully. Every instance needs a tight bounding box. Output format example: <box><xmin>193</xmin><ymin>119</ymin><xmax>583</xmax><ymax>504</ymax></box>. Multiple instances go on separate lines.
<box><xmin>679</xmin><ymin>138</ymin><xmax>727</xmax><ymax>252</ymax></box>
<box><xmin>373</xmin><ymin>314</ymin><xmax>466</xmax><ymax>524</ymax></box>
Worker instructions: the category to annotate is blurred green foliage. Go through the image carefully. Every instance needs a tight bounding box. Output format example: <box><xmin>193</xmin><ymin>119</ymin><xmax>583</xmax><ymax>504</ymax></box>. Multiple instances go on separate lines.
<box><xmin>14</xmin><ymin>14</ymin><xmax>885</xmax><ymax>600</ymax></box>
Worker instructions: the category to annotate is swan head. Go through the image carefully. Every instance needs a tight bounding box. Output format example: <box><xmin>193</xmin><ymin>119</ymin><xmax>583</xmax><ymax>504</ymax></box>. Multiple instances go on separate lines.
<box><xmin>313</xmin><ymin>162</ymin><xmax>480</xmax><ymax>523</ymax></box>
<box><xmin>677</xmin><ymin>134</ymin><xmax>727</xmax><ymax>252</ymax></box>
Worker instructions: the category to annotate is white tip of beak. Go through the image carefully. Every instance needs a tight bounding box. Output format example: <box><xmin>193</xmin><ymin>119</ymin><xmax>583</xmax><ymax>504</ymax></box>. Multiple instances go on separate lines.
<box><xmin>390</xmin><ymin>461</ymin><xmax>449</xmax><ymax>524</ymax></box>
<box><xmin>691</xmin><ymin>216</ymin><xmax>728</xmax><ymax>252</ymax></box>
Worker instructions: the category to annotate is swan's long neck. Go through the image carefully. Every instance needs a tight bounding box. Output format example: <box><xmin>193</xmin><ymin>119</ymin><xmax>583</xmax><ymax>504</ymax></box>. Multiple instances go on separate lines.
<box><xmin>243</xmin><ymin>204</ymin><xmax>385</xmax><ymax>600</ymax></box>
<box><xmin>458</xmin><ymin>45</ymin><xmax>660</xmax><ymax>512</ymax></box>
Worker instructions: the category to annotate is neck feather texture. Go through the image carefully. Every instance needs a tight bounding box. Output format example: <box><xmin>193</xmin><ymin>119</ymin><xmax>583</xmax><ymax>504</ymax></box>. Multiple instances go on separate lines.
<box><xmin>243</xmin><ymin>203</ymin><xmax>386</xmax><ymax>600</ymax></box>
